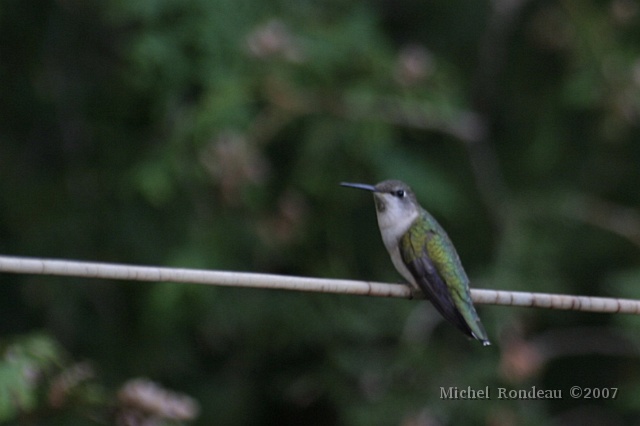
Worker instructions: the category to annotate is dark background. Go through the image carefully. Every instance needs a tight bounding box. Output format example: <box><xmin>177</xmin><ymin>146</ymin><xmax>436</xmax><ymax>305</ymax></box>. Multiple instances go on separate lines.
<box><xmin>1</xmin><ymin>0</ymin><xmax>640</xmax><ymax>424</ymax></box>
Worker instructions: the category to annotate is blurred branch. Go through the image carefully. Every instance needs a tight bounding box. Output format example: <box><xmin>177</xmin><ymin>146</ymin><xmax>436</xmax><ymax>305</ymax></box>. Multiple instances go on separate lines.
<box><xmin>473</xmin><ymin>0</ymin><xmax>531</xmax><ymax>112</ymax></box>
<box><xmin>499</xmin><ymin>326</ymin><xmax>639</xmax><ymax>382</ymax></box>
<box><xmin>466</xmin><ymin>0</ymin><xmax>533</xmax><ymax>229</ymax></box>
<box><xmin>1</xmin><ymin>255</ymin><xmax>640</xmax><ymax>314</ymax></box>
<box><xmin>561</xmin><ymin>194</ymin><xmax>640</xmax><ymax>248</ymax></box>
<box><xmin>264</xmin><ymin>78</ymin><xmax>484</xmax><ymax>144</ymax></box>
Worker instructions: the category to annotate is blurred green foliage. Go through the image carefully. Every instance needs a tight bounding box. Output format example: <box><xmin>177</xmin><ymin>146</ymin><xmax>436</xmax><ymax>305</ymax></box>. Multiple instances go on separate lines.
<box><xmin>0</xmin><ymin>334</ymin><xmax>62</xmax><ymax>421</ymax></box>
<box><xmin>1</xmin><ymin>0</ymin><xmax>640</xmax><ymax>424</ymax></box>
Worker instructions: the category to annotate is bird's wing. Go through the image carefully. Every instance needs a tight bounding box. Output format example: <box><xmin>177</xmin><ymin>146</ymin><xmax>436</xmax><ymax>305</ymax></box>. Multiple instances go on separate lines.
<box><xmin>399</xmin><ymin>225</ymin><xmax>482</xmax><ymax>341</ymax></box>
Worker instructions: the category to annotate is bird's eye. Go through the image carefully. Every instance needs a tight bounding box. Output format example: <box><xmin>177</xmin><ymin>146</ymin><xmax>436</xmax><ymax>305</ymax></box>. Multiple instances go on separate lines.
<box><xmin>395</xmin><ymin>189</ymin><xmax>405</xmax><ymax>198</ymax></box>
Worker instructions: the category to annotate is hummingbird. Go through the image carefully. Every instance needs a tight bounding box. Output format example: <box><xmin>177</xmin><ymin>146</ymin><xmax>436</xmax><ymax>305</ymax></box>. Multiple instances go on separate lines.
<box><xmin>341</xmin><ymin>180</ymin><xmax>490</xmax><ymax>346</ymax></box>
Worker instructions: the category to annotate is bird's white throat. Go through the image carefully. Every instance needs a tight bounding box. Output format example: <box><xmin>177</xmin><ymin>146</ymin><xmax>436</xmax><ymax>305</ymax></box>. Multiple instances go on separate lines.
<box><xmin>374</xmin><ymin>193</ymin><xmax>419</xmax><ymax>243</ymax></box>
<box><xmin>373</xmin><ymin>193</ymin><xmax>420</xmax><ymax>287</ymax></box>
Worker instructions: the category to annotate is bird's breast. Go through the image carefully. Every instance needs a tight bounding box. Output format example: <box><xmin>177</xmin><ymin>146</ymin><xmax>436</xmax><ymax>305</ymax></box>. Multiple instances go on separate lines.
<box><xmin>378</xmin><ymin>217</ymin><xmax>420</xmax><ymax>290</ymax></box>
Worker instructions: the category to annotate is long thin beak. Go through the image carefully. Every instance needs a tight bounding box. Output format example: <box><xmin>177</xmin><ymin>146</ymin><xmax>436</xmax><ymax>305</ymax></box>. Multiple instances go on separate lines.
<box><xmin>340</xmin><ymin>182</ymin><xmax>377</xmax><ymax>192</ymax></box>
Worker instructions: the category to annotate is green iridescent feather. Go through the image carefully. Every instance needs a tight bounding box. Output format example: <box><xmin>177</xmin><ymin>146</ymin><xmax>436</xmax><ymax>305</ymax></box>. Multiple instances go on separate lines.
<box><xmin>400</xmin><ymin>209</ymin><xmax>489</xmax><ymax>344</ymax></box>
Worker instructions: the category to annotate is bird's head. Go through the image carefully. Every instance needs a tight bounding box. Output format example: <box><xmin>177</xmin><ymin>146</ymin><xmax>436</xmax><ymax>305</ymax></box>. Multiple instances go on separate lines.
<box><xmin>340</xmin><ymin>180</ymin><xmax>419</xmax><ymax>230</ymax></box>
